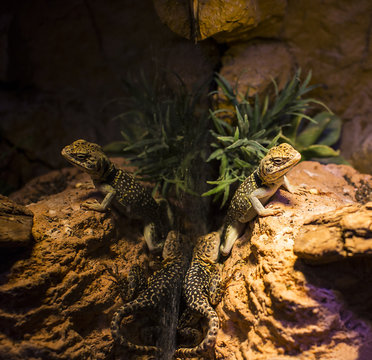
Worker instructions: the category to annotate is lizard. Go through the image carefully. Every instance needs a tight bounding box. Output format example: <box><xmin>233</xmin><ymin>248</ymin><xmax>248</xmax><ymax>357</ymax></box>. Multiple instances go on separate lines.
<box><xmin>110</xmin><ymin>230</ymin><xmax>190</xmax><ymax>356</ymax></box>
<box><xmin>61</xmin><ymin>139</ymin><xmax>171</xmax><ymax>252</ymax></box>
<box><xmin>175</xmin><ymin>232</ymin><xmax>229</xmax><ymax>358</ymax></box>
<box><xmin>220</xmin><ymin>142</ymin><xmax>302</xmax><ymax>256</ymax></box>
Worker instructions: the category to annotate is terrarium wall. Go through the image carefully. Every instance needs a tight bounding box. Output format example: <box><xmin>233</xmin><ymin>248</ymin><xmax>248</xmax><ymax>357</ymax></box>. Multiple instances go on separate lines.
<box><xmin>0</xmin><ymin>0</ymin><xmax>371</xmax><ymax>194</ymax></box>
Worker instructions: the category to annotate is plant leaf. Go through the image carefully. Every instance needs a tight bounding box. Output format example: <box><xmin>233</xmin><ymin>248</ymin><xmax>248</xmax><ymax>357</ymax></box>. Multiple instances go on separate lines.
<box><xmin>301</xmin><ymin>144</ymin><xmax>339</xmax><ymax>159</ymax></box>
<box><xmin>316</xmin><ymin>113</ymin><xmax>342</xmax><ymax>146</ymax></box>
<box><xmin>296</xmin><ymin>112</ymin><xmax>333</xmax><ymax>147</ymax></box>
<box><xmin>103</xmin><ymin>141</ymin><xmax>126</xmax><ymax>153</ymax></box>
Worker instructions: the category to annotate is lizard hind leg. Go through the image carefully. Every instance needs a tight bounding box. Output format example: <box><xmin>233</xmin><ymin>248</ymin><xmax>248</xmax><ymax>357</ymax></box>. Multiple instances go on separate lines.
<box><xmin>220</xmin><ymin>221</ymin><xmax>245</xmax><ymax>256</ymax></box>
<box><xmin>177</xmin><ymin>308</ymin><xmax>203</xmax><ymax>347</ymax></box>
<box><xmin>143</xmin><ymin>221</ymin><xmax>163</xmax><ymax>253</ymax></box>
<box><xmin>111</xmin><ymin>299</ymin><xmax>163</xmax><ymax>355</ymax></box>
<box><xmin>175</xmin><ymin>305</ymin><xmax>219</xmax><ymax>358</ymax></box>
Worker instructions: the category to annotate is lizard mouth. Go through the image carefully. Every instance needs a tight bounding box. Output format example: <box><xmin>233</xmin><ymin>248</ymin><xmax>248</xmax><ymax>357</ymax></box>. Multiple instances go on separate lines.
<box><xmin>61</xmin><ymin>148</ymin><xmax>86</xmax><ymax>169</ymax></box>
<box><xmin>293</xmin><ymin>151</ymin><xmax>302</xmax><ymax>164</ymax></box>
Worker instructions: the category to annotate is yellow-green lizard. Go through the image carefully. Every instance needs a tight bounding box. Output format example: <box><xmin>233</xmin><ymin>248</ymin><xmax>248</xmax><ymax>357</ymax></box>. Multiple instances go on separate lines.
<box><xmin>110</xmin><ymin>231</ymin><xmax>190</xmax><ymax>355</ymax></box>
<box><xmin>61</xmin><ymin>139</ymin><xmax>170</xmax><ymax>252</ymax></box>
<box><xmin>175</xmin><ymin>232</ymin><xmax>229</xmax><ymax>358</ymax></box>
<box><xmin>221</xmin><ymin>143</ymin><xmax>301</xmax><ymax>256</ymax></box>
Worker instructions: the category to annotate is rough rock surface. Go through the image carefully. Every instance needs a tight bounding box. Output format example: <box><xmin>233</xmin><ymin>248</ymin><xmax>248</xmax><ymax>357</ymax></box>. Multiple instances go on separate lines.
<box><xmin>294</xmin><ymin>202</ymin><xmax>372</xmax><ymax>264</ymax></box>
<box><xmin>215</xmin><ymin>41</ymin><xmax>294</xmax><ymax>108</ymax></box>
<box><xmin>0</xmin><ymin>195</ymin><xmax>33</xmax><ymax>248</ymax></box>
<box><xmin>216</xmin><ymin>162</ymin><xmax>372</xmax><ymax>360</ymax></box>
<box><xmin>0</xmin><ymin>161</ymin><xmax>372</xmax><ymax>360</ymax></box>
<box><xmin>153</xmin><ymin>0</ymin><xmax>287</xmax><ymax>42</ymax></box>
<box><xmin>1</xmin><ymin>164</ymin><xmax>153</xmax><ymax>360</ymax></box>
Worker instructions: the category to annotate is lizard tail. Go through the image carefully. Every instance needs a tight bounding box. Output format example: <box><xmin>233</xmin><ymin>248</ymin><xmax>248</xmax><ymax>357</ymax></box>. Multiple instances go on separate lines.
<box><xmin>174</xmin><ymin>307</ymin><xmax>219</xmax><ymax>358</ymax></box>
<box><xmin>111</xmin><ymin>300</ymin><xmax>163</xmax><ymax>355</ymax></box>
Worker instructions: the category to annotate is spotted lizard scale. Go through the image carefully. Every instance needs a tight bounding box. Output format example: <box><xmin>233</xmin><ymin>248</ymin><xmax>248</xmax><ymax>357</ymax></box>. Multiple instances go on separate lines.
<box><xmin>61</xmin><ymin>139</ymin><xmax>170</xmax><ymax>252</ymax></box>
<box><xmin>110</xmin><ymin>231</ymin><xmax>190</xmax><ymax>355</ymax></box>
<box><xmin>221</xmin><ymin>143</ymin><xmax>301</xmax><ymax>256</ymax></box>
<box><xmin>175</xmin><ymin>232</ymin><xmax>227</xmax><ymax>358</ymax></box>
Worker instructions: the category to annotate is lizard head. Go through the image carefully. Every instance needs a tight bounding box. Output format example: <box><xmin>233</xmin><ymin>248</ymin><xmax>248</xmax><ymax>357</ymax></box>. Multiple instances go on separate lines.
<box><xmin>162</xmin><ymin>231</ymin><xmax>188</xmax><ymax>261</ymax></box>
<box><xmin>61</xmin><ymin>139</ymin><xmax>113</xmax><ymax>179</ymax></box>
<box><xmin>258</xmin><ymin>143</ymin><xmax>301</xmax><ymax>184</ymax></box>
<box><xmin>193</xmin><ymin>232</ymin><xmax>221</xmax><ymax>264</ymax></box>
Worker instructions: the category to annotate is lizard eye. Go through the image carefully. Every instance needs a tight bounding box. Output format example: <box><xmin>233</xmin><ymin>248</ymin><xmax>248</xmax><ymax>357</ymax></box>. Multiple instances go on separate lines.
<box><xmin>272</xmin><ymin>157</ymin><xmax>283</xmax><ymax>165</ymax></box>
<box><xmin>76</xmin><ymin>153</ymin><xmax>87</xmax><ymax>160</ymax></box>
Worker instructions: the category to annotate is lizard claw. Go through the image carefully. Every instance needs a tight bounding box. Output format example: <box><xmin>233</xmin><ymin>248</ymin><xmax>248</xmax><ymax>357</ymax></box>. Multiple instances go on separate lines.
<box><xmin>263</xmin><ymin>206</ymin><xmax>284</xmax><ymax>217</ymax></box>
<box><xmin>81</xmin><ymin>199</ymin><xmax>105</xmax><ymax>212</ymax></box>
<box><xmin>293</xmin><ymin>186</ymin><xmax>310</xmax><ymax>195</ymax></box>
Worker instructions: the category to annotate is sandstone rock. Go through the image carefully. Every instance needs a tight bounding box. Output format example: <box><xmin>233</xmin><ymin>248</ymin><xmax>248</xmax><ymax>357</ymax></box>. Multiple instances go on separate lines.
<box><xmin>153</xmin><ymin>0</ymin><xmax>287</xmax><ymax>42</ymax></box>
<box><xmin>0</xmin><ymin>167</ymin><xmax>152</xmax><ymax>360</ymax></box>
<box><xmin>294</xmin><ymin>202</ymin><xmax>372</xmax><ymax>264</ymax></box>
<box><xmin>281</xmin><ymin>0</ymin><xmax>372</xmax><ymax>174</ymax></box>
<box><xmin>1</xmin><ymin>160</ymin><xmax>372</xmax><ymax>359</ymax></box>
<box><xmin>340</xmin><ymin>115</ymin><xmax>372</xmax><ymax>175</ymax></box>
<box><xmin>0</xmin><ymin>195</ymin><xmax>33</xmax><ymax>248</ymax></box>
<box><xmin>215</xmin><ymin>161</ymin><xmax>372</xmax><ymax>359</ymax></box>
<box><xmin>216</xmin><ymin>41</ymin><xmax>294</xmax><ymax>110</ymax></box>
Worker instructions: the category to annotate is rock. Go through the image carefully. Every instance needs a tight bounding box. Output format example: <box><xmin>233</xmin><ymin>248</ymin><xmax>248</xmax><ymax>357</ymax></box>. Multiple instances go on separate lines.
<box><xmin>9</xmin><ymin>167</ymin><xmax>81</xmax><ymax>206</ymax></box>
<box><xmin>1</xmin><ymin>160</ymin><xmax>372</xmax><ymax>359</ymax></box>
<box><xmin>294</xmin><ymin>203</ymin><xmax>372</xmax><ymax>264</ymax></box>
<box><xmin>0</xmin><ymin>195</ymin><xmax>33</xmax><ymax>248</ymax></box>
<box><xmin>340</xmin><ymin>115</ymin><xmax>372</xmax><ymax>175</ymax></box>
<box><xmin>220</xmin><ymin>42</ymin><xmax>293</xmax><ymax>95</ymax></box>
<box><xmin>281</xmin><ymin>0</ymin><xmax>372</xmax><ymax>174</ymax></box>
<box><xmin>153</xmin><ymin>0</ymin><xmax>287</xmax><ymax>42</ymax></box>
<box><xmin>215</xmin><ymin>161</ymin><xmax>372</xmax><ymax>359</ymax></box>
<box><xmin>214</xmin><ymin>42</ymin><xmax>294</xmax><ymax>116</ymax></box>
<box><xmin>0</xmin><ymin>166</ymin><xmax>152</xmax><ymax>360</ymax></box>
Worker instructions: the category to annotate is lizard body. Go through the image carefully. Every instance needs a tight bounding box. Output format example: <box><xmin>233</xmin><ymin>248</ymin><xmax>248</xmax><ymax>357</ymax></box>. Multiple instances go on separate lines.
<box><xmin>175</xmin><ymin>232</ymin><xmax>227</xmax><ymax>358</ymax></box>
<box><xmin>110</xmin><ymin>231</ymin><xmax>190</xmax><ymax>355</ymax></box>
<box><xmin>61</xmin><ymin>139</ymin><xmax>169</xmax><ymax>251</ymax></box>
<box><xmin>221</xmin><ymin>143</ymin><xmax>301</xmax><ymax>256</ymax></box>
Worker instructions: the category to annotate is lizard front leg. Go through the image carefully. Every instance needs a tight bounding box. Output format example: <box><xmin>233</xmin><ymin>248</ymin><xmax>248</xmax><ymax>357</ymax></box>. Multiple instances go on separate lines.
<box><xmin>283</xmin><ymin>175</ymin><xmax>308</xmax><ymax>195</ymax></box>
<box><xmin>248</xmin><ymin>186</ymin><xmax>283</xmax><ymax>217</ymax></box>
<box><xmin>81</xmin><ymin>183</ymin><xmax>116</xmax><ymax>212</ymax></box>
<box><xmin>105</xmin><ymin>264</ymin><xmax>146</xmax><ymax>302</ymax></box>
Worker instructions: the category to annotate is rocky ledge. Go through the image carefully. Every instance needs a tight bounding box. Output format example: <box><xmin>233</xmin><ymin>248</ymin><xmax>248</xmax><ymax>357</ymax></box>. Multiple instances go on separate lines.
<box><xmin>0</xmin><ymin>160</ymin><xmax>371</xmax><ymax>360</ymax></box>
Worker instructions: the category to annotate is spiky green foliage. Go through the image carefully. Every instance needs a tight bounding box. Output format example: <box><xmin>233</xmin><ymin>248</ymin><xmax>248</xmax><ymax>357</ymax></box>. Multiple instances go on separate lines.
<box><xmin>104</xmin><ymin>71</ymin><xmax>210</xmax><ymax>197</ymax></box>
<box><xmin>203</xmin><ymin>70</ymin><xmax>340</xmax><ymax>207</ymax></box>
<box><xmin>281</xmin><ymin>111</ymin><xmax>343</xmax><ymax>161</ymax></box>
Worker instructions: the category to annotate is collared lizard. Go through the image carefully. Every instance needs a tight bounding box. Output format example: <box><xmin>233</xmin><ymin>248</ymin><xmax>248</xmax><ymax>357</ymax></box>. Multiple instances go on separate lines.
<box><xmin>110</xmin><ymin>230</ymin><xmax>190</xmax><ymax>356</ymax></box>
<box><xmin>61</xmin><ymin>139</ymin><xmax>170</xmax><ymax>252</ymax></box>
<box><xmin>175</xmin><ymin>232</ymin><xmax>228</xmax><ymax>358</ymax></box>
<box><xmin>221</xmin><ymin>143</ymin><xmax>302</xmax><ymax>256</ymax></box>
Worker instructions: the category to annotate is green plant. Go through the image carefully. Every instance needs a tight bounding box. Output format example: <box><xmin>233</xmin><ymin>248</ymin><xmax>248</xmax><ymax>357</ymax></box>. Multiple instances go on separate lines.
<box><xmin>104</xmin><ymin>71</ymin><xmax>210</xmax><ymax>197</ymax></box>
<box><xmin>203</xmin><ymin>70</ymin><xmax>341</xmax><ymax>207</ymax></box>
<box><xmin>281</xmin><ymin>111</ymin><xmax>343</xmax><ymax>160</ymax></box>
